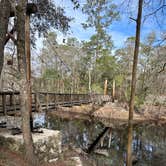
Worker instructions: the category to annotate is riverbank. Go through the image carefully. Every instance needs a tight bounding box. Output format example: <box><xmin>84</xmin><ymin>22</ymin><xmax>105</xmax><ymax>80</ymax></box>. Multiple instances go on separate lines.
<box><xmin>49</xmin><ymin>102</ymin><xmax>166</xmax><ymax>127</ymax></box>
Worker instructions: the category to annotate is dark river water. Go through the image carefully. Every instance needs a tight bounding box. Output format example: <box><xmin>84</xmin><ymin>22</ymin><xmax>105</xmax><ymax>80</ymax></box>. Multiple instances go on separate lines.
<box><xmin>34</xmin><ymin>113</ymin><xmax>166</xmax><ymax>166</ymax></box>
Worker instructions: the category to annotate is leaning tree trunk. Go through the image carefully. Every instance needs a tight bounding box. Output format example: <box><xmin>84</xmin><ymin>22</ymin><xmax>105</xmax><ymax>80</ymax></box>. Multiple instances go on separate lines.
<box><xmin>127</xmin><ymin>0</ymin><xmax>143</xmax><ymax>166</ymax></box>
<box><xmin>0</xmin><ymin>0</ymin><xmax>11</xmax><ymax>78</ymax></box>
<box><xmin>16</xmin><ymin>1</ymin><xmax>37</xmax><ymax>165</ymax></box>
<box><xmin>128</xmin><ymin>0</ymin><xmax>143</xmax><ymax>122</ymax></box>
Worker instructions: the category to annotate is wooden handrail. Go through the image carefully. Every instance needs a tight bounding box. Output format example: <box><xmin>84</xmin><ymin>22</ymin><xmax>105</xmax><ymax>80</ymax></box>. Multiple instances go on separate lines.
<box><xmin>0</xmin><ymin>91</ymin><xmax>112</xmax><ymax>115</ymax></box>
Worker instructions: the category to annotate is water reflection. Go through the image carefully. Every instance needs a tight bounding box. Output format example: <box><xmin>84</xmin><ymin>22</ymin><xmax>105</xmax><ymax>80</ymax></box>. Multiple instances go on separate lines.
<box><xmin>126</xmin><ymin>123</ymin><xmax>133</xmax><ymax>166</ymax></box>
<box><xmin>34</xmin><ymin>113</ymin><xmax>166</xmax><ymax>166</ymax></box>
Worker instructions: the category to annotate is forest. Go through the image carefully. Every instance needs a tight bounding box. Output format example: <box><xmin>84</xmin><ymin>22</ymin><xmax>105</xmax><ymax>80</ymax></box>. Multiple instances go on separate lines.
<box><xmin>0</xmin><ymin>0</ymin><xmax>165</xmax><ymax>166</ymax></box>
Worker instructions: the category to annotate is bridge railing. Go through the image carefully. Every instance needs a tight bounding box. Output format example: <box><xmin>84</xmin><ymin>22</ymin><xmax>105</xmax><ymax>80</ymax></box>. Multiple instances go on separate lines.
<box><xmin>0</xmin><ymin>91</ymin><xmax>112</xmax><ymax>115</ymax></box>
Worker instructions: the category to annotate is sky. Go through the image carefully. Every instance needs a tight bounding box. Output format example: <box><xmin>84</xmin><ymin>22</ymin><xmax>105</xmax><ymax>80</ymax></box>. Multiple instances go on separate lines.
<box><xmin>36</xmin><ymin>0</ymin><xmax>166</xmax><ymax>51</ymax></box>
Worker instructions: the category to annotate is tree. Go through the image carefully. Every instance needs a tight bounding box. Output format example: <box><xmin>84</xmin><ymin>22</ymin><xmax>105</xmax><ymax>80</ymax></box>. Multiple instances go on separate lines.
<box><xmin>82</xmin><ymin>0</ymin><xmax>119</xmax><ymax>57</ymax></box>
<box><xmin>127</xmin><ymin>0</ymin><xmax>143</xmax><ymax>166</ymax></box>
<box><xmin>0</xmin><ymin>0</ymin><xmax>11</xmax><ymax>77</ymax></box>
<box><xmin>138</xmin><ymin>42</ymin><xmax>166</xmax><ymax>104</ymax></box>
<box><xmin>30</xmin><ymin>0</ymin><xmax>72</xmax><ymax>45</ymax></box>
<box><xmin>36</xmin><ymin>32</ymin><xmax>87</xmax><ymax>93</ymax></box>
<box><xmin>115</xmin><ymin>37</ymin><xmax>136</xmax><ymax>102</ymax></box>
<box><xmin>15</xmin><ymin>1</ymin><xmax>38</xmax><ymax>164</ymax></box>
<box><xmin>0</xmin><ymin>0</ymin><xmax>71</xmax><ymax>77</ymax></box>
<box><xmin>94</xmin><ymin>55</ymin><xmax>118</xmax><ymax>93</ymax></box>
<box><xmin>136</xmin><ymin>32</ymin><xmax>156</xmax><ymax>104</ymax></box>
<box><xmin>128</xmin><ymin>0</ymin><xmax>143</xmax><ymax>121</ymax></box>
<box><xmin>81</xmin><ymin>0</ymin><xmax>119</xmax><ymax>94</ymax></box>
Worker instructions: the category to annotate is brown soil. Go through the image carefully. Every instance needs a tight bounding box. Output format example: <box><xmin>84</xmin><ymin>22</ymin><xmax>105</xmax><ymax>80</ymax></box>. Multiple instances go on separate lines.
<box><xmin>0</xmin><ymin>147</ymin><xmax>67</xmax><ymax>166</ymax></box>
<box><xmin>0</xmin><ymin>148</ymin><xmax>28</xmax><ymax>166</ymax></box>
<box><xmin>49</xmin><ymin>102</ymin><xmax>166</xmax><ymax>127</ymax></box>
<box><xmin>0</xmin><ymin>146</ymin><xmax>92</xmax><ymax>166</ymax></box>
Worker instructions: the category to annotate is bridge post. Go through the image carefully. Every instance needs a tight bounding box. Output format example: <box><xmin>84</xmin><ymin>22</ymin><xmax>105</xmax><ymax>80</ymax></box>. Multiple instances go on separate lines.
<box><xmin>9</xmin><ymin>94</ymin><xmax>13</xmax><ymax>106</ymax></box>
<box><xmin>54</xmin><ymin>93</ymin><xmax>56</xmax><ymax>108</ymax></box>
<box><xmin>69</xmin><ymin>93</ymin><xmax>71</xmax><ymax>106</ymax></box>
<box><xmin>2</xmin><ymin>94</ymin><xmax>6</xmax><ymax>115</ymax></box>
<box><xmin>112</xmin><ymin>79</ymin><xmax>115</xmax><ymax>102</ymax></box>
<box><xmin>34</xmin><ymin>93</ymin><xmax>37</xmax><ymax>112</ymax></box>
<box><xmin>46</xmin><ymin>93</ymin><xmax>49</xmax><ymax>111</ymax></box>
<box><xmin>104</xmin><ymin>79</ymin><xmax>108</xmax><ymax>95</ymax></box>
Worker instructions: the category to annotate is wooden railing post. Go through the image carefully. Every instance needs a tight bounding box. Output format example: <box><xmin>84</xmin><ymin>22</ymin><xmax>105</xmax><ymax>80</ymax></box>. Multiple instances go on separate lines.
<box><xmin>104</xmin><ymin>79</ymin><xmax>108</xmax><ymax>95</ymax></box>
<box><xmin>9</xmin><ymin>94</ymin><xmax>13</xmax><ymax>106</ymax></box>
<box><xmin>70</xmin><ymin>92</ymin><xmax>72</xmax><ymax>104</ymax></box>
<box><xmin>54</xmin><ymin>93</ymin><xmax>56</xmax><ymax>108</ymax></box>
<box><xmin>2</xmin><ymin>94</ymin><xmax>6</xmax><ymax>115</ymax></box>
<box><xmin>46</xmin><ymin>93</ymin><xmax>48</xmax><ymax>111</ymax></box>
<box><xmin>112</xmin><ymin>79</ymin><xmax>115</xmax><ymax>103</ymax></box>
<box><xmin>34</xmin><ymin>93</ymin><xmax>37</xmax><ymax>112</ymax></box>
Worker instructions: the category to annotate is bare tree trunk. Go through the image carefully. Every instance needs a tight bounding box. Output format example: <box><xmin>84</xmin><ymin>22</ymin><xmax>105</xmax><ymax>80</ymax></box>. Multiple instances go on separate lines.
<box><xmin>0</xmin><ymin>0</ymin><xmax>11</xmax><ymax>77</ymax></box>
<box><xmin>25</xmin><ymin>12</ymin><xmax>33</xmax><ymax>131</ymax></box>
<box><xmin>16</xmin><ymin>1</ymin><xmax>36</xmax><ymax>165</ymax></box>
<box><xmin>20</xmin><ymin>80</ymin><xmax>35</xmax><ymax>163</ymax></box>
<box><xmin>128</xmin><ymin>0</ymin><xmax>143</xmax><ymax>121</ymax></box>
<box><xmin>127</xmin><ymin>0</ymin><xmax>143</xmax><ymax>166</ymax></box>
<box><xmin>88</xmin><ymin>69</ymin><xmax>91</xmax><ymax>93</ymax></box>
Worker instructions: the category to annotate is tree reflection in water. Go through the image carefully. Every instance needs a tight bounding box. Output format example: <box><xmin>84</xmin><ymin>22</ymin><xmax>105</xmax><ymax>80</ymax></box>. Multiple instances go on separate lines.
<box><xmin>126</xmin><ymin>122</ymin><xmax>133</xmax><ymax>166</ymax></box>
<box><xmin>36</xmin><ymin>114</ymin><xmax>166</xmax><ymax>166</ymax></box>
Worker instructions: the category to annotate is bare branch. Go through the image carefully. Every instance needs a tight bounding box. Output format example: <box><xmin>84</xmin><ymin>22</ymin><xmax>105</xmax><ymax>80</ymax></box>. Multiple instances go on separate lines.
<box><xmin>158</xmin><ymin>63</ymin><xmax>166</xmax><ymax>73</ymax></box>
<box><xmin>7</xmin><ymin>32</ymin><xmax>17</xmax><ymax>45</ymax></box>
<box><xmin>129</xmin><ymin>17</ymin><xmax>137</xmax><ymax>22</ymax></box>
<box><xmin>144</xmin><ymin>4</ymin><xmax>166</xmax><ymax>19</ymax></box>
<box><xmin>5</xmin><ymin>26</ymin><xmax>16</xmax><ymax>45</ymax></box>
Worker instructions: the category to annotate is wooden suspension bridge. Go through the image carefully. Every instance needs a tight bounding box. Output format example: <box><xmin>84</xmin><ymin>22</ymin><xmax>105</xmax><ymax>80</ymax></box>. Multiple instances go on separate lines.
<box><xmin>0</xmin><ymin>91</ymin><xmax>112</xmax><ymax>116</ymax></box>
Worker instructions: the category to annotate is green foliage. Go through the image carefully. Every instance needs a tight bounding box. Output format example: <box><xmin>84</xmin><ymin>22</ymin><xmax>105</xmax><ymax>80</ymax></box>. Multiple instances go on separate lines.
<box><xmin>83</xmin><ymin>33</ymin><xmax>113</xmax><ymax>56</ymax></box>
<box><xmin>92</xmin><ymin>84</ymin><xmax>103</xmax><ymax>93</ymax></box>
<box><xmin>42</xmin><ymin>69</ymin><xmax>59</xmax><ymax>79</ymax></box>
<box><xmin>96</xmin><ymin>55</ymin><xmax>118</xmax><ymax>80</ymax></box>
<box><xmin>82</xmin><ymin>0</ymin><xmax>119</xmax><ymax>57</ymax></box>
<box><xmin>134</xmin><ymin>95</ymin><xmax>144</xmax><ymax>107</ymax></box>
<box><xmin>29</xmin><ymin>0</ymin><xmax>72</xmax><ymax>47</ymax></box>
<box><xmin>82</xmin><ymin>0</ymin><xmax>119</xmax><ymax>29</ymax></box>
<box><xmin>115</xmin><ymin>75</ymin><xmax>124</xmax><ymax>87</ymax></box>
<box><xmin>31</xmin><ymin>0</ymin><xmax>71</xmax><ymax>33</ymax></box>
<box><xmin>78</xmin><ymin>1</ymin><xmax>121</xmax><ymax>94</ymax></box>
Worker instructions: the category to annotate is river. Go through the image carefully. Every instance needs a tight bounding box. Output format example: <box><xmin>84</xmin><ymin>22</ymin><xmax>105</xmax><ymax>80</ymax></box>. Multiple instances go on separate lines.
<box><xmin>34</xmin><ymin>113</ymin><xmax>166</xmax><ymax>166</ymax></box>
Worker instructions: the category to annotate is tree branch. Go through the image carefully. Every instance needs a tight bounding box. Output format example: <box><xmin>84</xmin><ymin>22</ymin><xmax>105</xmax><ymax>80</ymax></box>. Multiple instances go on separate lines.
<box><xmin>144</xmin><ymin>4</ymin><xmax>166</xmax><ymax>19</ymax></box>
<box><xmin>129</xmin><ymin>17</ymin><xmax>137</xmax><ymax>22</ymax></box>
<box><xmin>7</xmin><ymin>32</ymin><xmax>17</xmax><ymax>45</ymax></box>
<box><xmin>158</xmin><ymin>63</ymin><xmax>166</xmax><ymax>73</ymax></box>
<box><xmin>5</xmin><ymin>26</ymin><xmax>16</xmax><ymax>45</ymax></box>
